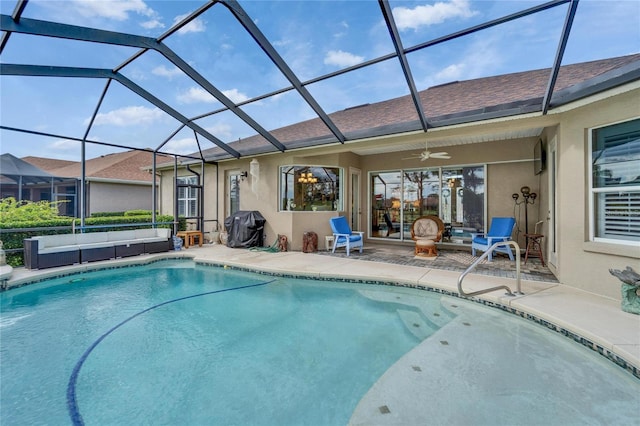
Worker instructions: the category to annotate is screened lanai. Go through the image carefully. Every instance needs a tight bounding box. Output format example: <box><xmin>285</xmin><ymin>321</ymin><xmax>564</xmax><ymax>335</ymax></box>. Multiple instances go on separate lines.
<box><xmin>1</xmin><ymin>0</ymin><xmax>639</xmax><ymax>225</ymax></box>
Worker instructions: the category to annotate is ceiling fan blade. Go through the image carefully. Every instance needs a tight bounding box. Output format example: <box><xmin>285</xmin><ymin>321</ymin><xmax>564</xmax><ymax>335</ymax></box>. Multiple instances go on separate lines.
<box><xmin>431</xmin><ymin>152</ymin><xmax>451</xmax><ymax>159</ymax></box>
<box><xmin>402</xmin><ymin>154</ymin><xmax>422</xmax><ymax>160</ymax></box>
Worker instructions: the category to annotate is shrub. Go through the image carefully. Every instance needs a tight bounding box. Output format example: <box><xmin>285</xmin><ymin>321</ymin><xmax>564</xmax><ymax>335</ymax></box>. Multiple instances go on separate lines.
<box><xmin>0</xmin><ymin>197</ymin><xmax>66</xmax><ymax>222</ymax></box>
<box><xmin>124</xmin><ymin>210</ymin><xmax>154</xmax><ymax>216</ymax></box>
<box><xmin>91</xmin><ymin>211</ymin><xmax>126</xmax><ymax>217</ymax></box>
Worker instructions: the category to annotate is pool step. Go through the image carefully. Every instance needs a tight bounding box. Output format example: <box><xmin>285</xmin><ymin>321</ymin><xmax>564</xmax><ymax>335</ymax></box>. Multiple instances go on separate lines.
<box><xmin>396</xmin><ymin>309</ymin><xmax>439</xmax><ymax>340</ymax></box>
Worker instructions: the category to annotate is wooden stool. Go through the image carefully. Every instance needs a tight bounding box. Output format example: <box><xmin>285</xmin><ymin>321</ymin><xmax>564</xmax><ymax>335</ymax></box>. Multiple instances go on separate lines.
<box><xmin>524</xmin><ymin>233</ymin><xmax>545</xmax><ymax>266</ymax></box>
<box><xmin>415</xmin><ymin>239</ymin><xmax>437</xmax><ymax>257</ymax></box>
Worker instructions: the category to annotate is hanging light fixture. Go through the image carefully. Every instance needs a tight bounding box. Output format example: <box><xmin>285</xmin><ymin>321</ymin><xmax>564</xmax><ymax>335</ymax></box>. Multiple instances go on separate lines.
<box><xmin>298</xmin><ymin>171</ymin><xmax>318</xmax><ymax>184</ymax></box>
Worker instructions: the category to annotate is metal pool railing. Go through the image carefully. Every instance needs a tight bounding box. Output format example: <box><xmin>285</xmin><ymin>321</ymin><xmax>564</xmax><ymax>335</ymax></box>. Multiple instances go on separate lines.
<box><xmin>457</xmin><ymin>241</ymin><xmax>523</xmax><ymax>298</ymax></box>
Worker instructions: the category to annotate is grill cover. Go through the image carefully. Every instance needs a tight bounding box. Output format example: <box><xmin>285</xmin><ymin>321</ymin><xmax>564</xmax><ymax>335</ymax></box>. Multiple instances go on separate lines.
<box><xmin>224</xmin><ymin>210</ymin><xmax>266</xmax><ymax>248</ymax></box>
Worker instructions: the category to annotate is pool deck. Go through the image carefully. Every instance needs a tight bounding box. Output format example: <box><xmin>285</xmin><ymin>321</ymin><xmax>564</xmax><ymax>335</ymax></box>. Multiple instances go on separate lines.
<box><xmin>4</xmin><ymin>244</ymin><xmax>639</xmax><ymax>424</ymax></box>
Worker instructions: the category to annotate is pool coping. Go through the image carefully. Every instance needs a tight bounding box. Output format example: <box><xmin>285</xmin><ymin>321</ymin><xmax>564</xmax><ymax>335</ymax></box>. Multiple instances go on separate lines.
<box><xmin>3</xmin><ymin>247</ymin><xmax>639</xmax><ymax>381</ymax></box>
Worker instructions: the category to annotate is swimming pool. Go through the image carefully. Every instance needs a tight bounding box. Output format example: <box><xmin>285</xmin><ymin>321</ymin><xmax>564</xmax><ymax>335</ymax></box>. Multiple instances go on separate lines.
<box><xmin>1</xmin><ymin>260</ymin><xmax>638</xmax><ymax>425</ymax></box>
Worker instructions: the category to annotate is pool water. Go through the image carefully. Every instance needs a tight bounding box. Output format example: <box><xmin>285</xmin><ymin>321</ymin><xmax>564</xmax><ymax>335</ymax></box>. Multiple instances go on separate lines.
<box><xmin>1</xmin><ymin>260</ymin><xmax>638</xmax><ymax>425</ymax></box>
<box><xmin>0</xmin><ymin>260</ymin><xmax>450</xmax><ymax>425</ymax></box>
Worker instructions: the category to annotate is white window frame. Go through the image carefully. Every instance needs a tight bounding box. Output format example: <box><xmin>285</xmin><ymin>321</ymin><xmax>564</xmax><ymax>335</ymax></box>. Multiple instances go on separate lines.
<box><xmin>588</xmin><ymin>117</ymin><xmax>640</xmax><ymax>246</ymax></box>
<box><xmin>177</xmin><ymin>176</ymin><xmax>199</xmax><ymax>218</ymax></box>
<box><xmin>278</xmin><ymin>165</ymin><xmax>343</xmax><ymax>212</ymax></box>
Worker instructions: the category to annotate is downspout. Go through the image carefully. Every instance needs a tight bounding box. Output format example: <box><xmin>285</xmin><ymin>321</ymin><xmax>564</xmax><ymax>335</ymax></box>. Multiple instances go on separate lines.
<box><xmin>199</xmin><ymin>159</ymin><xmax>205</xmax><ymax>232</ymax></box>
<box><xmin>173</xmin><ymin>156</ymin><xmax>178</xmax><ymax>235</ymax></box>
<box><xmin>216</xmin><ymin>162</ymin><xmax>220</xmax><ymax>231</ymax></box>
<box><xmin>152</xmin><ymin>153</ymin><xmax>157</xmax><ymax>227</ymax></box>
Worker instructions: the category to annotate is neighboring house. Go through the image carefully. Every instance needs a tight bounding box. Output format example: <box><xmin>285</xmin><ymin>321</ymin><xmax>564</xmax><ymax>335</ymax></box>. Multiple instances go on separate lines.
<box><xmin>23</xmin><ymin>150</ymin><xmax>169</xmax><ymax>216</ymax></box>
<box><xmin>157</xmin><ymin>54</ymin><xmax>640</xmax><ymax>301</ymax></box>
<box><xmin>0</xmin><ymin>153</ymin><xmax>79</xmax><ymax>217</ymax></box>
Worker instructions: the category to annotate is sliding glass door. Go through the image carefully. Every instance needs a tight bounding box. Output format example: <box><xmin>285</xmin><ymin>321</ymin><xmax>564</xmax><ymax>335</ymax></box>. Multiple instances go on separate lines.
<box><xmin>370</xmin><ymin>165</ymin><xmax>484</xmax><ymax>244</ymax></box>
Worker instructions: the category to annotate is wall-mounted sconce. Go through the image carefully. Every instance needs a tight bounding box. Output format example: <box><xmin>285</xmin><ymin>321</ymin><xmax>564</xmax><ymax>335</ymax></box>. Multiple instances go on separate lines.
<box><xmin>512</xmin><ymin>185</ymin><xmax>537</xmax><ymax>245</ymax></box>
<box><xmin>240</xmin><ymin>171</ymin><xmax>248</xmax><ymax>181</ymax></box>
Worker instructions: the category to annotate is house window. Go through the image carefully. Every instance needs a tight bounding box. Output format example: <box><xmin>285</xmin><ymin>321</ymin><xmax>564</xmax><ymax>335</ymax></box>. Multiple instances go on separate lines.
<box><xmin>279</xmin><ymin>166</ymin><xmax>342</xmax><ymax>211</ymax></box>
<box><xmin>177</xmin><ymin>176</ymin><xmax>199</xmax><ymax>218</ymax></box>
<box><xmin>590</xmin><ymin>118</ymin><xmax>640</xmax><ymax>243</ymax></box>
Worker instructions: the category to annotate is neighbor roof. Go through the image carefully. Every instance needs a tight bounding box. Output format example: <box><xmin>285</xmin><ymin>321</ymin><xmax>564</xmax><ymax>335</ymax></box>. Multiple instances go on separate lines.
<box><xmin>0</xmin><ymin>153</ymin><xmax>69</xmax><ymax>185</ymax></box>
<box><xmin>23</xmin><ymin>150</ymin><xmax>171</xmax><ymax>183</ymax></box>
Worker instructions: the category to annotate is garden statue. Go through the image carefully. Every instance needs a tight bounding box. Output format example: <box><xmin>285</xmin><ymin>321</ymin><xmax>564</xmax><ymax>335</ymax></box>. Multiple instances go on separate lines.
<box><xmin>609</xmin><ymin>266</ymin><xmax>640</xmax><ymax>315</ymax></box>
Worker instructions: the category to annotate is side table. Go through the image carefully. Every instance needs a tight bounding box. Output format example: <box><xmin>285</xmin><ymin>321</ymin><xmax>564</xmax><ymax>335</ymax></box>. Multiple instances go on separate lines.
<box><xmin>176</xmin><ymin>230</ymin><xmax>204</xmax><ymax>249</ymax></box>
<box><xmin>325</xmin><ymin>235</ymin><xmax>335</xmax><ymax>251</ymax></box>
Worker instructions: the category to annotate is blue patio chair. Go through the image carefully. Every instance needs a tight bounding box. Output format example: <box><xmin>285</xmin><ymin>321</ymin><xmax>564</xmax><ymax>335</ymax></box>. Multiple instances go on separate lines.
<box><xmin>471</xmin><ymin>217</ymin><xmax>516</xmax><ymax>261</ymax></box>
<box><xmin>329</xmin><ymin>216</ymin><xmax>364</xmax><ymax>256</ymax></box>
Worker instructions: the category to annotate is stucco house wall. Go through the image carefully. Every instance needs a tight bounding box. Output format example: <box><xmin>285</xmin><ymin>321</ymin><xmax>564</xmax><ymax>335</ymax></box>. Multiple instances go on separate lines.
<box><xmin>552</xmin><ymin>86</ymin><xmax>640</xmax><ymax>299</ymax></box>
<box><xmin>157</xmin><ymin>82</ymin><xmax>639</xmax><ymax>301</ymax></box>
<box><xmin>88</xmin><ymin>181</ymin><xmax>155</xmax><ymax>215</ymax></box>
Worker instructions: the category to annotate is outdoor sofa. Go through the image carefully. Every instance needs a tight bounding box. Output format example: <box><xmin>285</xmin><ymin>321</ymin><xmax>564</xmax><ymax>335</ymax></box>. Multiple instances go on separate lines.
<box><xmin>23</xmin><ymin>228</ymin><xmax>173</xmax><ymax>270</ymax></box>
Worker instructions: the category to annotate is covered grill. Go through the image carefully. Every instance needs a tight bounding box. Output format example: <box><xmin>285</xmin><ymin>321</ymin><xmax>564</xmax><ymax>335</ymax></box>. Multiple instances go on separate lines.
<box><xmin>224</xmin><ymin>211</ymin><xmax>266</xmax><ymax>248</ymax></box>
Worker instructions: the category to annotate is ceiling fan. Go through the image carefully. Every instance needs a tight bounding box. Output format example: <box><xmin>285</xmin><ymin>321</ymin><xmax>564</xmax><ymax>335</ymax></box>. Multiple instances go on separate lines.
<box><xmin>403</xmin><ymin>141</ymin><xmax>451</xmax><ymax>161</ymax></box>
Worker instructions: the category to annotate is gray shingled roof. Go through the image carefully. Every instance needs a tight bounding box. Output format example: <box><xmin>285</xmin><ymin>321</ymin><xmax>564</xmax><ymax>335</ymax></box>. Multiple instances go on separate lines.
<box><xmin>195</xmin><ymin>54</ymin><xmax>640</xmax><ymax>161</ymax></box>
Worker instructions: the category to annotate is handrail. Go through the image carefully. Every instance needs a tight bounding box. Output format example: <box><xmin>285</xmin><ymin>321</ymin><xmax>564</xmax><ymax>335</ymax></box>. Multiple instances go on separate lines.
<box><xmin>457</xmin><ymin>241</ymin><xmax>523</xmax><ymax>298</ymax></box>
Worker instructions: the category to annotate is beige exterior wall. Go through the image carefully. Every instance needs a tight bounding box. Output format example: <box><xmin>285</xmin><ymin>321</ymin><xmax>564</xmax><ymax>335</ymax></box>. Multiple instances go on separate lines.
<box><xmin>551</xmin><ymin>87</ymin><xmax>640</xmax><ymax>299</ymax></box>
<box><xmin>87</xmin><ymin>181</ymin><xmax>155</xmax><ymax>214</ymax></box>
<box><xmin>157</xmin><ymin>83</ymin><xmax>640</xmax><ymax>300</ymax></box>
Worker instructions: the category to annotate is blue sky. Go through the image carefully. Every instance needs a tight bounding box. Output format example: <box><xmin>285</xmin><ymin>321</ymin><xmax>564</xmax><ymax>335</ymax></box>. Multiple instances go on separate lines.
<box><xmin>1</xmin><ymin>0</ymin><xmax>639</xmax><ymax>161</ymax></box>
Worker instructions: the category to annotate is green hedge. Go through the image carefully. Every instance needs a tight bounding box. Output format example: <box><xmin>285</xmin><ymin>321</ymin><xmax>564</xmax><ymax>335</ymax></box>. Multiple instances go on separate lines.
<box><xmin>90</xmin><ymin>211</ymin><xmax>126</xmax><ymax>217</ymax></box>
<box><xmin>124</xmin><ymin>210</ymin><xmax>154</xmax><ymax>216</ymax></box>
<box><xmin>0</xmin><ymin>215</ymin><xmax>175</xmax><ymax>267</ymax></box>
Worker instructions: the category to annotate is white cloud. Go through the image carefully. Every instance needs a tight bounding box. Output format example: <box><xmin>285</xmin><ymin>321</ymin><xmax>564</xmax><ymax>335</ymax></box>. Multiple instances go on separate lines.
<box><xmin>141</xmin><ymin>19</ymin><xmax>164</xmax><ymax>30</ymax></box>
<box><xmin>222</xmin><ymin>89</ymin><xmax>249</xmax><ymax>104</ymax></box>
<box><xmin>90</xmin><ymin>106</ymin><xmax>164</xmax><ymax>126</ymax></box>
<box><xmin>49</xmin><ymin>139</ymin><xmax>80</xmax><ymax>151</ymax></box>
<box><xmin>324</xmin><ymin>50</ymin><xmax>365</xmax><ymax>67</ymax></box>
<box><xmin>152</xmin><ymin>65</ymin><xmax>183</xmax><ymax>79</ymax></box>
<box><xmin>177</xmin><ymin>87</ymin><xmax>249</xmax><ymax>105</ymax></box>
<box><xmin>163</xmin><ymin>137</ymin><xmax>199</xmax><ymax>155</ymax></box>
<box><xmin>435</xmin><ymin>63</ymin><xmax>466</xmax><ymax>81</ymax></box>
<box><xmin>206</xmin><ymin>123</ymin><xmax>233</xmax><ymax>140</ymax></box>
<box><xmin>67</xmin><ymin>0</ymin><xmax>156</xmax><ymax>21</ymax></box>
<box><xmin>333</xmin><ymin>21</ymin><xmax>349</xmax><ymax>38</ymax></box>
<box><xmin>393</xmin><ymin>0</ymin><xmax>477</xmax><ymax>31</ymax></box>
<box><xmin>173</xmin><ymin>13</ymin><xmax>206</xmax><ymax>34</ymax></box>
<box><xmin>177</xmin><ymin>87</ymin><xmax>217</xmax><ymax>104</ymax></box>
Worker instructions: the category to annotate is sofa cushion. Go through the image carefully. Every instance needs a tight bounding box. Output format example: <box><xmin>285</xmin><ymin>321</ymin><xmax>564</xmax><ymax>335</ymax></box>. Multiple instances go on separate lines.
<box><xmin>39</xmin><ymin>234</ymin><xmax>77</xmax><ymax>249</ymax></box>
<box><xmin>76</xmin><ymin>232</ymin><xmax>109</xmax><ymax>245</ymax></box>
<box><xmin>155</xmin><ymin>228</ymin><xmax>170</xmax><ymax>239</ymax></box>
<box><xmin>134</xmin><ymin>228</ymin><xmax>156</xmax><ymax>239</ymax></box>
<box><xmin>108</xmin><ymin>230</ymin><xmax>136</xmax><ymax>242</ymax></box>
<box><xmin>40</xmin><ymin>244</ymin><xmax>79</xmax><ymax>254</ymax></box>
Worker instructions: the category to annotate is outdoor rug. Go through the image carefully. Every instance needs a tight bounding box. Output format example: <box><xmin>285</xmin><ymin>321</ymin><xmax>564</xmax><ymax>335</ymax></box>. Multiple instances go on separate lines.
<box><xmin>315</xmin><ymin>245</ymin><xmax>558</xmax><ymax>283</ymax></box>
